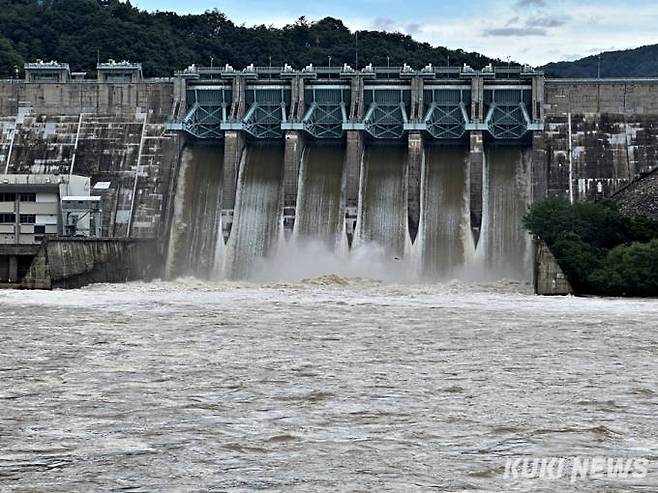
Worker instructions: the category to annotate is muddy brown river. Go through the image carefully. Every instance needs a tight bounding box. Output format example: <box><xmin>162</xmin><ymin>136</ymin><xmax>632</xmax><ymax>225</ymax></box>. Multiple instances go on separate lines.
<box><xmin>0</xmin><ymin>278</ymin><xmax>656</xmax><ymax>492</ymax></box>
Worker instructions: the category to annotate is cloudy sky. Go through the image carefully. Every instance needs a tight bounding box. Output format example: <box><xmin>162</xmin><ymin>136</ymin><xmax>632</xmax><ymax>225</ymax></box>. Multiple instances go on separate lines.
<box><xmin>131</xmin><ymin>0</ymin><xmax>658</xmax><ymax>66</ymax></box>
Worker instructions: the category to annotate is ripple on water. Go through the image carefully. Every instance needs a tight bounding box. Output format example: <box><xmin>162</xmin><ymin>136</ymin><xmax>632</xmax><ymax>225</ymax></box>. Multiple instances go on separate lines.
<box><xmin>0</xmin><ymin>279</ymin><xmax>656</xmax><ymax>492</ymax></box>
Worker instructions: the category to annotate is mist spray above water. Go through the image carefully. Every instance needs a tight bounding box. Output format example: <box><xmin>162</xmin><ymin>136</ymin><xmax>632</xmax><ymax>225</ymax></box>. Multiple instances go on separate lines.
<box><xmin>166</xmin><ymin>142</ymin><xmax>533</xmax><ymax>283</ymax></box>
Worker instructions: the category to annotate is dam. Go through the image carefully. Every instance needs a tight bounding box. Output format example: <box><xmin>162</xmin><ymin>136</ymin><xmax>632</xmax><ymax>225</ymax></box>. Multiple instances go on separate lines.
<box><xmin>164</xmin><ymin>63</ymin><xmax>543</xmax><ymax>281</ymax></box>
<box><xmin>2</xmin><ymin>60</ymin><xmax>658</xmax><ymax>287</ymax></box>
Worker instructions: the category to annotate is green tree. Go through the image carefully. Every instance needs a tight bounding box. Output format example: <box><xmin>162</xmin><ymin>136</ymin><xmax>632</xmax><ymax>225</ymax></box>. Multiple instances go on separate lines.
<box><xmin>0</xmin><ymin>36</ymin><xmax>22</xmax><ymax>78</ymax></box>
<box><xmin>525</xmin><ymin>197</ymin><xmax>658</xmax><ymax>296</ymax></box>
<box><xmin>0</xmin><ymin>0</ymin><xmax>504</xmax><ymax>77</ymax></box>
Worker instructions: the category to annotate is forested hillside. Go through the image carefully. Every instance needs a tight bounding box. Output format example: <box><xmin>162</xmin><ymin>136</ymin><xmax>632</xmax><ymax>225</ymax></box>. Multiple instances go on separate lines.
<box><xmin>0</xmin><ymin>0</ymin><xmax>499</xmax><ymax>78</ymax></box>
<box><xmin>542</xmin><ymin>44</ymin><xmax>658</xmax><ymax>78</ymax></box>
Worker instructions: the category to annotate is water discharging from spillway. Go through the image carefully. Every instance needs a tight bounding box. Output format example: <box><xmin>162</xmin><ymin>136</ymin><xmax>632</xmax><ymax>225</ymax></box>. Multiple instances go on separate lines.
<box><xmin>356</xmin><ymin>144</ymin><xmax>410</xmax><ymax>259</ymax></box>
<box><xmin>166</xmin><ymin>141</ymin><xmax>533</xmax><ymax>282</ymax></box>
<box><xmin>418</xmin><ymin>145</ymin><xmax>471</xmax><ymax>279</ymax></box>
<box><xmin>476</xmin><ymin>145</ymin><xmax>532</xmax><ymax>280</ymax></box>
<box><xmin>294</xmin><ymin>143</ymin><xmax>345</xmax><ymax>249</ymax></box>
<box><xmin>165</xmin><ymin>144</ymin><xmax>224</xmax><ymax>279</ymax></box>
<box><xmin>224</xmin><ymin>144</ymin><xmax>284</xmax><ymax>279</ymax></box>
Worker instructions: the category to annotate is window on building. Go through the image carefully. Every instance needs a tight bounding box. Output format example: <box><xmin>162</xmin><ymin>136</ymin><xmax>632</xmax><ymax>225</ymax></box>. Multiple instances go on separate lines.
<box><xmin>34</xmin><ymin>225</ymin><xmax>46</xmax><ymax>235</ymax></box>
<box><xmin>0</xmin><ymin>193</ymin><xmax>16</xmax><ymax>202</ymax></box>
<box><xmin>0</xmin><ymin>213</ymin><xmax>16</xmax><ymax>223</ymax></box>
<box><xmin>19</xmin><ymin>193</ymin><xmax>36</xmax><ymax>202</ymax></box>
<box><xmin>19</xmin><ymin>214</ymin><xmax>36</xmax><ymax>224</ymax></box>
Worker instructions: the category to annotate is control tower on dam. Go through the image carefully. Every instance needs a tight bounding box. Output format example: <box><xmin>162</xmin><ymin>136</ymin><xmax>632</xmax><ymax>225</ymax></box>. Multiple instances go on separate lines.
<box><xmin>166</xmin><ymin>63</ymin><xmax>546</xmax><ymax>258</ymax></box>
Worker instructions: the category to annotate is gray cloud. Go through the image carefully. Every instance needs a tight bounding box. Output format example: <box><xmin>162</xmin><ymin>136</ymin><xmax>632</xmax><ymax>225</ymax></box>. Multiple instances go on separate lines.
<box><xmin>515</xmin><ymin>0</ymin><xmax>547</xmax><ymax>7</ymax></box>
<box><xmin>372</xmin><ymin>17</ymin><xmax>396</xmax><ymax>31</ymax></box>
<box><xmin>483</xmin><ymin>26</ymin><xmax>547</xmax><ymax>36</ymax></box>
<box><xmin>372</xmin><ymin>17</ymin><xmax>422</xmax><ymax>35</ymax></box>
<box><xmin>526</xmin><ymin>14</ymin><xmax>569</xmax><ymax>28</ymax></box>
<box><xmin>404</xmin><ymin>23</ymin><xmax>422</xmax><ymax>34</ymax></box>
<box><xmin>484</xmin><ymin>10</ymin><xmax>567</xmax><ymax>38</ymax></box>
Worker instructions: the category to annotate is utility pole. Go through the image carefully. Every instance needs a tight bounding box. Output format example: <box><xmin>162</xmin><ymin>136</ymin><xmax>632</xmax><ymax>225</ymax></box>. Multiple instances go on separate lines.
<box><xmin>355</xmin><ymin>31</ymin><xmax>359</xmax><ymax>69</ymax></box>
<box><xmin>568</xmin><ymin>111</ymin><xmax>574</xmax><ymax>205</ymax></box>
<box><xmin>597</xmin><ymin>54</ymin><xmax>601</xmax><ymax>79</ymax></box>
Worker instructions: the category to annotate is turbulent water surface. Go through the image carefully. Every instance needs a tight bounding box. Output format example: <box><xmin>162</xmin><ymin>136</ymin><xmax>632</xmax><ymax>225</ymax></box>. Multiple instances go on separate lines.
<box><xmin>1</xmin><ymin>279</ymin><xmax>656</xmax><ymax>492</ymax></box>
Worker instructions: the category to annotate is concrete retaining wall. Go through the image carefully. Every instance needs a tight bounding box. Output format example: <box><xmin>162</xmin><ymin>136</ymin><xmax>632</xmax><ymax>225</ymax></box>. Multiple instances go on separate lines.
<box><xmin>0</xmin><ymin>113</ymin><xmax>182</xmax><ymax>239</ymax></box>
<box><xmin>545</xmin><ymin>80</ymin><xmax>658</xmax><ymax>116</ymax></box>
<box><xmin>534</xmin><ymin>238</ymin><xmax>573</xmax><ymax>296</ymax></box>
<box><xmin>21</xmin><ymin>238</ymin><xmax>162</xmax><ymax>289</ymax></box>
<box><xmin>0</xmin><ymin>81</ymin><xmax>174</xmax><ymax>119</ymax></box>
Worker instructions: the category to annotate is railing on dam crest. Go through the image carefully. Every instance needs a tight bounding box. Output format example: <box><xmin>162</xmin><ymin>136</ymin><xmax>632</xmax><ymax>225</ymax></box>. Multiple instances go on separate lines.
<box><xmin>168</xmin><ymin>63</ymin><xmax>545</xmax><ymax>141</ymax></box>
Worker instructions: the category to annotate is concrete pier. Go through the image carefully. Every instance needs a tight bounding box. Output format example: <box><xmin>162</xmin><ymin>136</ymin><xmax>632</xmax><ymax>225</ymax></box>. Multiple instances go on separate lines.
<box><xmin>282</xmin><ymin>130</ymin><xmax>304</xmax><ymax>237</ymax></box>
<box><xmin>469</xmin><ymin>131</ymin><xmax>484</xmax><ymax>245</ymax></box>
<box><xmin>0</xmin><ymin>245</ymin><xmax>41</xmax><ymax>285</ymax></box>
<box><xmin>343</xmin><ymin>130</ymin><xmax>364</xmax><ymax>245</ymax></box>
<box><xmin>532</xmin><ymin>132</ymin><xmax>548</xmax><ymax>202</ymax></box>
<box><xmin>407</xmin><ymin>132</ymin><xmax>423</xmax><ymax>243</ymax></box>
<box><xmin>534</xmin><ymin>238</ymin><xmax>573</xmax><ymax>295</ymax></box>
<box><xmin>8</xmin><ymin>256</ymin><xmax>17</xmax><ymax>282</ymax></box>
<box><xmin>221</xmin><ymin>130</ymin><xmax>246</xmax><ymax>243</ymax></box>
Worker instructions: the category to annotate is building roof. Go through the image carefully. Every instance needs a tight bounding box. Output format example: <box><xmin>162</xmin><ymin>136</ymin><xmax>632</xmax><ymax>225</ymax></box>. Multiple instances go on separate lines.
<box><xmin>62</xmin><ymin>196</ymin><xmax>102</xmax><ymax>201</ymax></box>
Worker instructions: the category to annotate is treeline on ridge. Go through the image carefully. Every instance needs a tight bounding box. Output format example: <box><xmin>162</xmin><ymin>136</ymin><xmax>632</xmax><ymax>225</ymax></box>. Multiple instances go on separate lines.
<box><xmin>0</xmin><ymin>0</ymin><xmax>500</xmax><ymax>78</ymax></box>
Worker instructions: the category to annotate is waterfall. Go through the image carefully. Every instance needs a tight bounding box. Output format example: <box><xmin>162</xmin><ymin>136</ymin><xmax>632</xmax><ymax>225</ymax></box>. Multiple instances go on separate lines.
<box><xmin>356</xmin><ymin>144</ymin><xmax>410</xmax><ymax>259</ymax></box>
<box><xmin>165</xmin><ymin>144</ymin><xmax>224</xmax><ymax>279</ymax></box>
<box><xmin>224</xmin><ymin>144</ymin><xmax>284</xmax><ymax>280</ymax></box>
<box><xmin>294</xmin><ymin>143</ymin><xmax>345</xmax><ymax>250</ymax></box>
<box><xmin>165</xmin><ymin>140</ymin><xmax>534</xmax><ymax>284</ymax></box>
<box><xmin>475</xmin><ymin>145</ymin><xmax>532</xmax><ymax>280</ymax></box>
<box><xmin>418</xmin><ymin>145</ymin><xmax>469</xmax><ymax>279</ymax></box>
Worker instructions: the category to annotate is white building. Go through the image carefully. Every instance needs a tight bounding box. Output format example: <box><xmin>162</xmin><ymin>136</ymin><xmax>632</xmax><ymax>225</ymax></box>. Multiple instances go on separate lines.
<box><xmin>0</xmin><ymin>175</ymin><xmax>95</xmax><ymax>282</ymax></box>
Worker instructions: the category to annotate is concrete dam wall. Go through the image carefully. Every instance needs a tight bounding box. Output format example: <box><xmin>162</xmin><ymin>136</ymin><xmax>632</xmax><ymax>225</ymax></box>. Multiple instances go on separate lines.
<box><xmin>0</xmin><ymin>81</ymin><xmax>181</xmax><ymax>241</ymax></box>
<box><xmin>166</xmin><ymin>138</ymin><xmax>534</xmax><ymax>281</ymax></box>
<box><xmin>543</xmin><ymin>79</ymin><xmax>658</xmax><ymax>199</ymax></box>
<box><xmin>22</xmin><ymin>238</ymin><xmax>161</xmax><ymax>289</ymax></box>
<box><xmin>2</xmin><ymin>66</ymin><xmax>658</xmax><ymax>287</ymax></box>
<box><xmin>0</xmin><ymin>80</ymin><xmax>174</xmax><ymax>118</ymax></box>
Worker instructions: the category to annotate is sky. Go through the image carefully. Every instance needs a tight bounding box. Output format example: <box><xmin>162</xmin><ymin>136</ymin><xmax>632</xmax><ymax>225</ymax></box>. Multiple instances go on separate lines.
<box><xmin>130</xmin><ymin>0</ymin><xmax>658</xmax><ymax>66</ymax></box>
